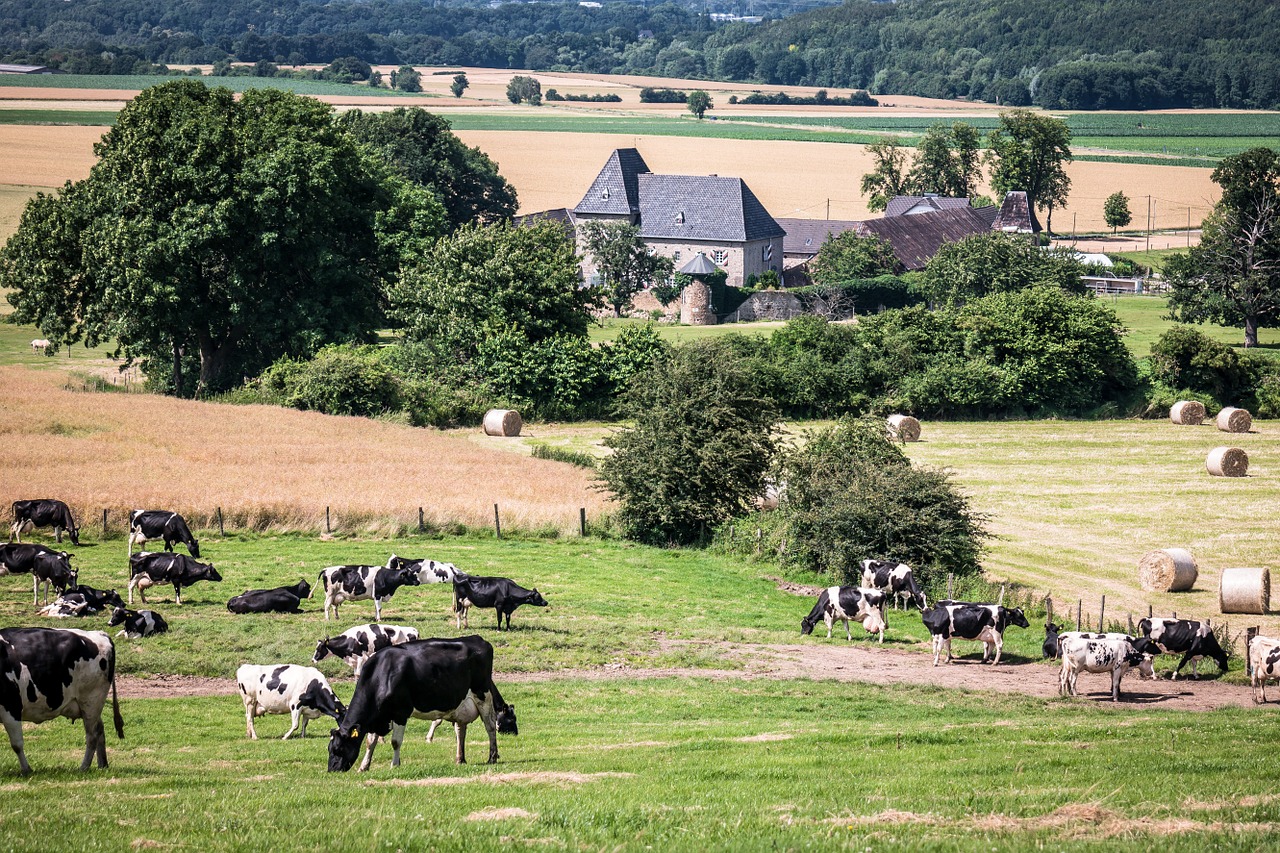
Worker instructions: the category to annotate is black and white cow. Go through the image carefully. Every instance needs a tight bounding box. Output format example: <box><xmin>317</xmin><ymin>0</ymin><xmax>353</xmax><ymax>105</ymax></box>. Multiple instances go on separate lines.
<box><xmin>236</xmin><ymin>664</ymin><xmax>344</xmax><ymax>740</ymax></box>
<box><xmin>312</xmin><ymin>623</ymin><xmax>420</xmax><ymax>677</ymax></box>
<box><xmin>327</xmin><ymin>635</ymin><xmax>515</xmax><ymax>772</ymax></box>
<box><xmin>128</xmin><ymin>510</ymin><xmax>200</xmax><ymax>558</ymax></box>
<box><xmin>128</xmin><ymin>552</ymin><xmax>222</xmax><ymax>605</ymax></box>
<box><xmin>315</xmin><ymin>565</ymin><xmax>420</xmax><ymax>622</ymax></box>
<box><xmin>1248</xmin><ymin>634</ymin><xmax>1280</xmax><ymax>703</ymax></box>
<box><xmin>107</xmin><ymin>607</ymin><xmax>168</xmax><ymax>639</ymax></box>
<box><xmin>31</xmin><ymin>550</ymin><xmax>77</xmax><ymax>606</ymax></box>
<box><xmin>37</xmin><ymin>585</ymin><xmax>125</xmax><ymax>619</ymax></box>
<box><xmin>386</xmin><ymin>554</ymin><xmax>466</xmax><ymax>585</ymax></box>
<box><xmin>1137</xmin><ymin>617</ymin><xmax>1230</xmax><ymax>679</ymax></box>
<box><xmin>0</xmin><ymin>627</ymin><xmax>124</xmax><ymax>775</ymax></box>
<box><xmin>860</xmin><ymin>559</ymin><xmax>927</xmax><ymax>610</ymax></box>
<box><xmin>1058</xmin><ymin>634</ymin><xmax>1155</xmax><ymax>701</ymax></box>
<box><xmin>800</xmin><ymin>586</ymin><xmax>888</xmax><ymax>643</ymax></box>
<box><xmin>921</xmin><ymin>602</ymin><xmax>1030</xmax><ymax>666</ymax></box>
<box><xmin>227</xmin><ymin>579</ymin><xmax>310</xmax><ymax>614</ymax></box>
<box><xmin>10</xmin><ymin>500</ymin><xmax>79</xmax><ymax>546</ymax></box>
<box><xmin>0</xmin><ymin>543</ymin><xmax>59</xmax><ymax>577</ymax></box>
<box><xmin>452</xmin><ymin>575</ymin><xmax>548</xmax><ymax>631</ymax></box>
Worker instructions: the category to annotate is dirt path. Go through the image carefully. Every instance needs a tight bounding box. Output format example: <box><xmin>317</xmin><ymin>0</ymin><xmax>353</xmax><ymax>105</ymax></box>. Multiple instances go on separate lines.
<box><xmin>117</xmin><ymin>640</ymin><xmax>1259</xmax><ymax>711</ymax></box>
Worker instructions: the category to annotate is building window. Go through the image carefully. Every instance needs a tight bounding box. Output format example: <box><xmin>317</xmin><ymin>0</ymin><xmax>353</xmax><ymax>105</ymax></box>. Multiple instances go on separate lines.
<box><xmin>676</xmin><ymin>212</ymin><xmax>685</xmax><ymax>224</ymax></box>
<box><xmin>601</xmin><ymin>187</ymin><xmax>610</xmax><ymax>200</ymax></box>
<box><xmin>712</xmin><ymin>249</ymin><xmax>728</xmax><ymax>265</ymax></box>
<box><xmin>673</xmin><ymin>251</ymin><xmax>682</xmax><ymax>261</ymax></box>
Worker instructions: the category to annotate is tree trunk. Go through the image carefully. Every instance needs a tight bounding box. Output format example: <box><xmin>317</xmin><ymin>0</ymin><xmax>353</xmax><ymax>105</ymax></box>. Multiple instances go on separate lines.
<box><xmin>172</xmin><ymin>339</ymin><xmax>184</xmax><ymax>396</ymax></box>
<box><xmin>1045</xmin><ymin>204</ymin><xmax>1054</xmax><ymax>237</ymax></box>
<box><xmin>1244</xmin><ymin>316</ymin><xmax>1259</xmax><ymax>348</ymax></box>
<box><xmin>197</xmin><ymin>335</ymin><xmax>234</xmax><ymax>398</ymax></box>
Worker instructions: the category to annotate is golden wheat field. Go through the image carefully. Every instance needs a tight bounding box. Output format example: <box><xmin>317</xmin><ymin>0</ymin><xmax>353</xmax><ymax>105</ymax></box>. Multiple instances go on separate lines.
<box><xmin>0</xmin><ymin>367</ymin><xmax>608</xmax><ymax>534</ymax></box>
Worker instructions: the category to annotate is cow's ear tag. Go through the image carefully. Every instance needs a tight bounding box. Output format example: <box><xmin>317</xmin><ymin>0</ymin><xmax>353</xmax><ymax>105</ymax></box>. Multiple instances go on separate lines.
<box><xmin>350</xmin><ymin>728</ymin><xmax>360</xmax><ymax>739</ymax></box>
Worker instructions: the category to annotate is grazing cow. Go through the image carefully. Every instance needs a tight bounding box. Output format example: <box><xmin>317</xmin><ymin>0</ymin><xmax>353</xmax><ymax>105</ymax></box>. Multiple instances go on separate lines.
<box><xmin>128</xmin><ymin>510</ymin><xmax>200</xmax><ymax>558</ymax></box>
<box><xmin>236</xmin><ymin>664</ymin><xmax>344</xmax><ymax>740</ymax></box>
<box><xmin>1058</xmin><ymin>635</ymin><xmax>1155</xmax><ymax>702</ymax></box>
<box><xmin>386</xmin><ymin>554</ymin><xmax>466</xmax><ymax>585</ymax></box>
<box><xmin>800</xmin><ymin>586</ymin><xmax>889</xmax><ymax>643</ymax></box>
<box><xmin>315</xmin><ymin>565</ymin><xmax>420</xmax><ymax>622</ymax></box>
<box><xmin>921</xmin><ymin>603</ymin><xmax>1030</xmax><ymax>666</ymax></box>
<box><xmin>452</xmin><ymin>576</ymin><xmax>548</xmax><ymax>631</ymax></box>
<box><xmin>38</xmin><ymin>585</ymin><xmax>125</xmax><ymax>619</ymax></box>
<box><xmin>10</xmin><ymin>500</ymin><xmax>79</xmax><ymax>546</ymax></box>
<box><xmin>31</xmin><ymin>550</ymin><xmax>77</xmax><ymax>606</ymax></box>
<box><xmin>128</xmin><ymin>552</ymin><xmax>222</xmax><ymax>605</ymax></box>
<box><xmin>860</xmin><ymin>559</ymin><xmax>927</xmax><ymax>610</ymax></box>
<box><xmin>1248</xmin><ymin>634</ymin><xmax>1280</xmax><ymax>703</ymax></box>
<box><xmin>1137</xmin><ymin>617</ymin><xmax>1230</xmax><ymax>679</ymax></box>
<box><xmin>312</xmin><ymin>623</ymin><xmax>420</xmax><ymax>677</ymax></box>
<box><xmin>107</xmin><ymin>607</ymin><xmax>168</xmax><ymax>639</ymax></box>
<box><xmin>0</xmin><ymin>627</ymin><xmax>124</xmax><ymax>775</ymax></box>
<box><xmin>328</xmin><ymin>635</ymin><xmax>514</xmax><ymax>772</ymax></box>
<box><xmin>227</xmin><ymin>579</ymin><xmax>310</xmax><ymax>614</ymax></box>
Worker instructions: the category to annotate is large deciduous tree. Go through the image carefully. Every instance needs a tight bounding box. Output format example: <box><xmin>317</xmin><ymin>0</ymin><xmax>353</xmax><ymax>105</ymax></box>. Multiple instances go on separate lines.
<box><xmin>1165</xmin><ymin>147</ymin><xmax>1280</xmax><ymax>347</ymax></box>
<box><xmin>340</xmin><ymin>107</ymin><xmax>517</xmax><ymax>231</ymax></box>
<box><xmin>808</xmin><ymin>231</ymin><xmax>899</xmax><ymax>284</ymax></box>
<box><xmin>686</xmin><ymin>89</ymin><xmax>712</xmax><ymax>119</ymax></box>
<box><xmin>578</xmin><ymin>220</ymin><xmax>674</xmax><ymax>317</ymax></box>
<box><xmin>920</xmin><ymin>232</ymin><xmax>1084</xmax><ymax>306</ymax></box>
<box><xmin>986</xmin><ymin>109</ymin><xmax>1073</xmax><ymax>235</ymax></box>
<box><xmin>1</xmin><ymin>80</ymin><xmax>439</xmax><ymax>396</ymax></box>
<box><xmin>859</xmin><ymin>137</ymin><xmax>910</xmax><ymax>213</ymax></box>
<box><xmin>907</xmin><ymin>122</ymin><xmax>984</xmax><ymax>199</ymax></box>
<box><xmin>1103</xmin><ymin>190</ymin><xmax>1132</xmax><ymax>234</ymax></box>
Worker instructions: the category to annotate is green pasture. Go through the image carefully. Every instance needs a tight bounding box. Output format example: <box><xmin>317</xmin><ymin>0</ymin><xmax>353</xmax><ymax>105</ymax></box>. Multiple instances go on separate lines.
<box><xmin>0</xmin><ymin>109</ymin><xmax>118</xmax><ymax>125</ymax></box>
<box><xmin>0</xmin><ymin>74</ymin><xmax>421</xmax><ymax>98</ymax></box>
<box><xmin>5</xmin><ymin>680</ymin><xmax>1280</xmax><ymax>851</ymax></box>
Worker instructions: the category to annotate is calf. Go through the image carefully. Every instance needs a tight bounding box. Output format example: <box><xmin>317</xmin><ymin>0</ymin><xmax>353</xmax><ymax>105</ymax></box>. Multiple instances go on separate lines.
<box><xmin>921</xmin><ymin>602</ymin><xmax>1030</xmax><ymax>666</ymax></box>
<box><xmin>108</xmin><ymin>607</ymin><xmax>168</xmax><ymax>639</ymax></box>
<box><xmin>32</xmin><ymin>550</ymin><xmax>77</xmax><ymax>606</ymax></box>
<box><xmin>313</xmin><ymin>623</ymin><xmax>420</xmax><ymax>677</ymax></box>
<box><xmin>128</xmin><ymin>552</ymin><xmax>222</xmax><ymax>605</ymax></box>
<box><xmin>0</xmin><ymin>627</ymin><xmax>124</xmax><ymax>775</ymax></box>
<box><xmin>452</xmin><ymin>575</ymin><xmax>548</xmax><ymax>631</ymax></box>
<box><xmin>860</xmin><ymin>559</ymin><xmax>927</xmax><ymax>610</ymax></box>
<box><xmin>1058</xmin><ymin>635</ymin><xmax>1155</xmax><ymax>702</ymax></box>
<box><xmin>1248</xmin><ymin>634</ymin><xmax>1280</xmax><ymax>703</ymax></box>
<box><xmin>227</xmin><ymin>579</ymin><xmax>310</xmax><ymax>614</ymax></box>
<box><xmin>10</xmin><ymin>500</ymin><xmax>79</xmax><ymax>546</ymax></box>
<box><xmin>328</xmin><ymin>635</ymin><xmax>513</xmax><ymax>772</ymax></box>
<box><xmin>800</xmin><ymin>586</ymin><xmax>888</xmax><ymax>643</ymax></box>
<box><xmin>1137</xmin><ymin>617</ymin><xmax>1230</xmax><ymax>679</ymax></box>
<box><xmin>1043</xmin><ymin>622</ymin><xmax>1062</xmax><ymax>659</ymax></box>
<box><xmin>128</xmin><ymin>510</ymin><xmax>200</xmax><ymax>558</ymax></box>
<box><xmin>315</xmin><ymin>565</ymin><xmax>420</xmax><ymax>622</ymax></box>
<box><xmin>236</xmin><ymin>664</ymin><xmax>343</xmax><ymax>740</ymax></box>
<box><xmin>386</xmin><ymin>554</ymin><xmax>466</xmax><ymax>585</ymax></box>
<box><xmin>38</xmin><ymin>585</ymin><xmax>125</xmax><ymax>619</ymax></box>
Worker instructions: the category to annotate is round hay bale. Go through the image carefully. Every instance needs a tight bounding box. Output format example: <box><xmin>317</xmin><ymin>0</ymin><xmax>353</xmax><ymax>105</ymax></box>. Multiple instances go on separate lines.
<box><xmin>482</xmin><ymin>409</ymin><xmax>523</xmax><ymax>437</ymax></box>
<box><xmin>1170</xmin><ymin>400</ymin><xmax>1206</xmax><ymax>426</ymax></box>
<box><xmin>1206</xmin><ymin>446</ymin><xmax>1249</xmax><ymax>477</ymax></box>
<box><xmin>1219</xmin><ymin>566</ymin><xmax>1270</xmax><ymax>615</ymax></box>
<box><xmin>886</xmin><ymin>414</ymin><xmax>921</xmax><ymax>442</ymax></box>
<box><xmin>1137</xmin><ymin>548</ymin><xmax>1198</xmax><ymax>592</ymax></box>
<box><xmin>1216</xmin><ymin>406</ymin><xmax>1253</xmax><ymax>433</ymax></box>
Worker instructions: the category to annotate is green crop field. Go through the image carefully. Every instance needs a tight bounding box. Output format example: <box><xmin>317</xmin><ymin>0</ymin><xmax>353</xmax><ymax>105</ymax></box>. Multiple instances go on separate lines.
<box><xmin>0</xmin><ymin>109</ymin><xmax>118</xmax><ymax>126</ymax></box>
<box><xmin>0</xmin><ymin>74</ymin><xmax>424</xmax><ymax>98</ymax></box>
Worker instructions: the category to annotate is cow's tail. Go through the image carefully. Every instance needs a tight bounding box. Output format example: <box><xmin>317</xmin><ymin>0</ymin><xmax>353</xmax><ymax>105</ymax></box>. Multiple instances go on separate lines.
<box><xmin>801</xmin><ymin>590</ymin><xmax>829</xmax><ymax>635</ymax></box>
<box><xmin>108</xmin><ymin>640</ymin><xmax>124</xmax><ymax>739</ymax></box>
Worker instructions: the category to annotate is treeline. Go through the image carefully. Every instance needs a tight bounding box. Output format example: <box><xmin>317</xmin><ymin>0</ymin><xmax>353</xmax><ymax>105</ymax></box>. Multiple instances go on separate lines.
<box><xmin>4</xmin><ymin>0</ymin><xmax>1280</xmax><ymax>109</ymax></box>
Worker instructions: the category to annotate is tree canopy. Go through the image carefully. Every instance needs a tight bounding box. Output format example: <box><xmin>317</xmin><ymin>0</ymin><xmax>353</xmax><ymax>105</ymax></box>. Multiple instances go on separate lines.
<box><xmin>859</xmin><ymin>137</ymin><xmax>912</xmax><ymax>213</ymax></box>
<box><xmin>808</xmin><ymin>232</ymin><xmax>899</xmax><ymax>284</ymax></box>
<box><xmin>919</xmin><ymin>232</ymin><xmax>1084</xmax><ymax>306</ymax></box>
<box><xmin>578</xmin><ymin>220</ymin><xmax>675</xmax><ymax>317</ymax></box>
<box><xmin>986</xmin><ymin>110</ymin><xmax>1073</xmax><ymax>234</ymax></box>
<box><xmin>1104</xmin><ymin>191</ymin><xmax>1132</xmax><ymax>234</ymax></box>
<box><xmin>686</xmin><ymin>90</ymin><xmax>713</xmax><ymax>119</ymax></box>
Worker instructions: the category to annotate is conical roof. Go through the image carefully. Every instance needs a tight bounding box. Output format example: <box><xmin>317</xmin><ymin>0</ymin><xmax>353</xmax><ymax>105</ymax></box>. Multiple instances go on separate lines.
<box><xmin>678</xmin><ymin>252</ymin><xmax>718</xmax><ymax>276</ymax></box>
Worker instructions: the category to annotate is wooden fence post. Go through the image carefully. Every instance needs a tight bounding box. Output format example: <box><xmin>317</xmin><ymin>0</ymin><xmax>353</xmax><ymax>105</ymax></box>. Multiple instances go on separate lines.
<box><xmin>102</xmin><ymin>508</ymin><xmax>108</xmax><ymax>539</ymax></box>
<box><xmin>1099</xmin><ymin>595</ymin><xmax>1106</xmax><ymax>632</ymax></box>
<box><xmin>579</xmin><ymin>507</ymin><xmax>587</xmax><ymax>537</ymax></box>
<box><xmin>418</xmin><ymin>507</ymin><xmax>424</xmax><ymax>533</ymax></box>
<box><xmin>325</xmin><ymin>506</ymin><xmax>331</xmax><ymax>534</ymax></box>
<box><xmin>493</xmin><ymin>504</ymin><xmax>501</xmax><ymax>540</ymax></box>
<box><xmin>217</xmin><ymin>506</ymin><xmax>225</xmax><ymax>537</ymax></box>
<box><xmin>1076</xmin><ymin>599</ymin><xmax>1082</xmax><ymax>631</ymax></box>
<box><xmin>947</xmin><ymin>574</ymin><xmax>954</xmax><ymax>601</ymax></box>
<box><xmin>1045</xmin><ymin>594</ymin><xmax>1054</xmax><ymax>627</ymax></box>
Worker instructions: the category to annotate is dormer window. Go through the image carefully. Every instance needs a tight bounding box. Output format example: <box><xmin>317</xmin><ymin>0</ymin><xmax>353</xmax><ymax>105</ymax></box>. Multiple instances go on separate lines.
<box><xmin>601</xmin><ymin>187</ymin><xmax>610</xmax><ymax>200</ymax></box>
<box><xmin>675</xmin><ymin>212</ymin><xmax>685</xmax><ymax>224</ymax></box>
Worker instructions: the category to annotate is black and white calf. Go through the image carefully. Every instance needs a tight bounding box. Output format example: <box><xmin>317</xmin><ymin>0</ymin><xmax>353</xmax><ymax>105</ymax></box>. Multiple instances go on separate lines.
<box><xmin>108</xmin><ymin>607</ymin><xmax>168</xmax><ymax>639</ymax></box>
<box><xmin>128</xmin><ymin>510</ymin><xmax>200</xmax><ymax>558</ymax></box>
<box><xmin>327</xmin><ymin>635</ymin><xmax>515</xmax><ymax>772</ymax></box>
<box><xmin>800</xmin><ymin>586</ymin><xmax>888</xmax><ymax>642</ymax></box>
<box><xmin>31</xmin><ymin>550</ymin><xmax>76</xmax><ymax>606</ymax></box>
<box><xmin>1248</xmin><ymin>634</ymin><xmax>1280</xmax><ymax>703</ymax></box>
<box><xmin>1137</xmin><ymin>617</ymin><xmax>1230</xmax><ymax>679</ymax></box>
<box><xmin>38</xmin><ymin>585</ymin><xmax>125</xmax><ymax>619</ymax></box>
<box><xmin>386</xmin><ymin>554</ymin><xmax>466</xmax><ymax>585</ymax></box>
<box><xmin>921</xmin><ymin>602</ymin><xmax>1030</xmax><ymax>666</ymax></box>
<box><xmin>315</xmin><ymin>565</ymin><xmax>420</xmax><ymax>622</ymax></box>
<box><xmin>10</xmin><ymin>500</ymin><xmax>79</xmax><ymax>546</ymax></box>
<box><xmin>0</xmin><ymin>627</ymin><xmax>124</xmax><ymax>775</ymax></box>
<box><xmin>1058</xmin><ymin>634</ymin><xmax>1155</xmax><ymax>701</ymax></box>
<box><xmin>227</xmin><ymin>579</ymin><xmax>311</xmax><ymax>614</ymax></box>
<box><xmin>236</xmin><ymin>664</ymin><xmax>344</xmax><ymax>740</ymax></box>
<box><xmin>452</xmin><ymin>575</ymin><xmax>548</xmax><ymax>631</ymax></box>
<box><xmin>860</xmin><ymin>559</ymin><xmax>927</xmax><ymax>610</ymax></box>
<box><xmin>128</xmin><ymin>552</ymin><xmax>222</xmax><ymax>605</ymax></box>
<box><xmin>312</xmin><ymin>623</ymin><xmax>420</xmax><ymax>677</ymax></box>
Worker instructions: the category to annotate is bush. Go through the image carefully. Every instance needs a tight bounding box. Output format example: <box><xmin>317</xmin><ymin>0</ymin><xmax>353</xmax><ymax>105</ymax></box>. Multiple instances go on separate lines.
<box><xmin>260</xmin><ymin>345</ymin><xmax>401</xmax><ymax>417</ymax></box>
<box><xmin>1149</xmin><ymin>325</ymin><xmax>1252</xmax><ymax>404</ymax></box>
<box><xmin>531</xmin><ymin>444</ymin><xmax>598</xmax><ymax>469</ymax></box>
<box><xmin>639</xmin><ymin>87</ymin><xmax>687</xmax><ymax>103</ymax></box>
<box><xmin>920</xmin><ymin>232</ymin><xmax>1085</xmax><ymax>306</ymax></box>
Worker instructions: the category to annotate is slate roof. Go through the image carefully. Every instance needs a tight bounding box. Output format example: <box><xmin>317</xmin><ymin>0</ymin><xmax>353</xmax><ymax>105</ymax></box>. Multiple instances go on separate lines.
<box><xmin>678</xmin><ymin>252</ymin><xmax>719</xmax><ymax>276</ymax></box>
<box><xmin>971</xmin><ymin>204</ymin><xmax>1000</xmax><ymax>229</ymax></box>
<box><xmin>856</xmin><ymin>207</ymin><xmax>993</xmax><ymax>271</ymax></box>
<box><xmin>636</xmin><ymin>173</ymin><xmax>785</xmax><ymax>242</ymax></box>
<box><xmin>884</xmin><ymin>195</ymin><xmax>973</xmax><ymax>218</ymax></box>
<box><xmin>573</xmin><ymin>148</ymin><xmax>650</xmax><ymax>217</ymax></box>
<box><xmin>776</xmin><ymin>218</ymin><xmax>863</xmax><ymax>257</ymax></box>
<box><xmin>514</xmin><ymin>207</ymin><xmax>577</xmax><ymax>239</ymax></box>
<box><xmin>992</xmin><ymin>191</ymin><xmax>1042</xmax><ymax>234</ymax></box>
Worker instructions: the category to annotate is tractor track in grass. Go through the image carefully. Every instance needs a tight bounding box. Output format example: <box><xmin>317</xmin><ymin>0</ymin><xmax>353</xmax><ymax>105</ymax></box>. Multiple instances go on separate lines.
<box><xmin>116</xmin><ymin>638</ymin><xmax>1262</xmax><ymax>711</ymax></box>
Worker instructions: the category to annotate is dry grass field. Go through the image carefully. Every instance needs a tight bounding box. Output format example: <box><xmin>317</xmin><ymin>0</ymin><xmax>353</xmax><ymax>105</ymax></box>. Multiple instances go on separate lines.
<box><xmin>0</xmin><ymin>367</ymin><xmax>608</xmax><ymax>535</ymax></box>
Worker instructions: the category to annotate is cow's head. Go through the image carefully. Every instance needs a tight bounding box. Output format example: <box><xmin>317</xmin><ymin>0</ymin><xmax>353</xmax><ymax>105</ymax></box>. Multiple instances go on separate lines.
<box><xmin>386</xmin><ymin>554</ymin><xmax>406</xmax><ymax>570</ymax></box>
<box><xmin>328</xmin><ymin>726</ymin><xmax>363</xmax><ymax>772</ymax></box>
<box><xmin>1003</xmin><ymin>607</ymin><xmax>1030</xmax><ymax>630</ymax></box>
<box><xmin>188</xmin><ymin>539</ymin><xmax>201</xmax><ymax>559</ymax></box>
<box><xmin>198</xmin><ymin>562</ymin><xmax>222</xmax><ymax>583</ymax></box>
<box><xmin>497</xmin><ymin>704</ymin><xmax>519</xmax><ymax>735</ymax></box>
<box><xmin>527</xmin><ymin>589</ymin><xmax>548</xmax><ymax>607</ymax></box>
<box><xmin>292</xmin><ymin>578</ymin><xmax>312</xmax><ymax>599</ymax></box>
<box><xmin>102</xmin><ymin>588</ymin><xmax>126</xmax><ymax>610</ymax></box>
<box><xmin>393</xmin><ymin>566</ymin><xmax>421</xmax><ymax>588</ymax></box>
<box><xmin>312</xmin><ymin>638</ymin><xmax>333</xmax><ymax>663</ymax></box>
<box><xmin>1198</xmin><ymin>629</ymin><xmax>1231</xmax><ymax>673</ymax></box>
<box><xmin>107</xmin><ymin>607</ymin><xmax>129</xmax><ymax>627</ymax></box>
<box><xmin>800</xmin><ymin>614</ymin><xmax>819</xmax><ymax>636</ymax></box>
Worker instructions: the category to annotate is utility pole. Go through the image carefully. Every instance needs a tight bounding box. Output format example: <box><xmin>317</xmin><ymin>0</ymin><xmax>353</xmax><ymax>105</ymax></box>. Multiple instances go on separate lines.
<box><xmin>1188</xmin><ymin>207</ymin><xmax>1192</xmax><ymax>247</ymax></box>
<box><xmin>1072</xmin><ymin>212</ymin><xmax>1077</xmax><ymax>243</ymax></box>
<box><xmin>1146</xmin><ymin>195</ymin><xmax>1152</xmax><ymax>253</ymax></box>
<box><xmin>826</xmin><ymin>198</ymin><xmax>830</xmax><ymax>219</ymax></box>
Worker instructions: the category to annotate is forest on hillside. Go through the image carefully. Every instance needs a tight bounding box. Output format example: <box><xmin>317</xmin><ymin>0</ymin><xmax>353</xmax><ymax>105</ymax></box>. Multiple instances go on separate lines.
<box><xmin>2</xmin><ymin>0</ymin><xmax>1277</xmax><ymax>110</ymax></box>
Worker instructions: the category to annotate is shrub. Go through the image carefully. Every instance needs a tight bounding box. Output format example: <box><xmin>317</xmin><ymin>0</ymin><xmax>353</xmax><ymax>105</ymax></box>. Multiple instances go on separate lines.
<box><xmin>1149</xmin><ymin>325</ymin><xmax>1252</xmax><ymax>403</ymax></box>
<box><xmin>261</xmin><ymin>345</ymin><xmax>401</xmax><ymax>417</ymax></box>
<box><xmin>920</xmin><ymin>232</ymin><xmax>1085</xmax><ymax>306</ymax></box>
<box><xmin>531</xmin><ymin>444</ymin><xmax>598</xmax><ymax>469</ymax></box>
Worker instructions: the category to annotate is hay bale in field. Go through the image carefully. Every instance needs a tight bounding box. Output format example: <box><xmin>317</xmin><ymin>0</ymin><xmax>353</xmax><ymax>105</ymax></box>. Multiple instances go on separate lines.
<box><xmin>886</xmin><ymin>414</ymin><xmax>921</xmax><ymax>442</ymax></box>
<box><xmin>1138</xmin><ymin>548</ymin><xmax>1198</xmax><ymax>592</ymax></box>
<box><xmin>483</xmin><ymin>409</ymin><xmax>523</xmax><ymax>437</ymax></box>
<box><xmin>1206</xmin><ymin>446</ymin><xmax>1249</xmax><ymax>477</ymax></box>
<box><xmin>1216</xmin><ymin>406</ymin><xmax>1253</xmax><ymax>433</ymax></box>
<box><xmin>1220</xmin><ymin>566</ymin><xmax>1270</xmax><ymax>614</ymax></box>
<box><xmin>1170</xmin><ymin>400</ymin><xmax>1206</xmax><ymax>425</ymax></box>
